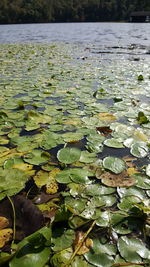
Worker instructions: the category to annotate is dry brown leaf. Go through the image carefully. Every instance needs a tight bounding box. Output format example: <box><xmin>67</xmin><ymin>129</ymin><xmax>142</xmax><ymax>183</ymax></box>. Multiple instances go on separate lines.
<box><xmin>96</xmin><ymin>126</ymin><xmax>112</xmax><ymax>136</ymax></box>
<box><xmin>100</xmin><ymin>170</ymin><xmax>136</xmax><ymax>187</ymax></box>
<box><xmin>0</xmin><ymin>228</ymin><xmax>13</xmax><ymax>248</ymax></box>
<box><xmin>0</xmin><ymin>217</ymin><xmax>9</xmax><ymax>229</ymax></box>
<box><xmin>73</xmin><ymin>231</ymin><xmax>93</xmax><ymax>255</ymax></box>
<box><xmin>123</xmin><ymin>156</ymin><xmax>137</xmax><ymax>168</ymax></box>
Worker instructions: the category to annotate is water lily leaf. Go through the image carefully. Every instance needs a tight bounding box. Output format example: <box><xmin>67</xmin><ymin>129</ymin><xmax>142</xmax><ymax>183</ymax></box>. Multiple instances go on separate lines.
<box><xmin>100</xmin><ymin>171</ymin><xmax>136</xmax><ymax>187</ymax></box>
<box><xmin>56</xmin><ymin>169</ymin><xmax>72</xmax><ymax>184</ymax></box>
<box><xmin>146</xmin><ymin>164</ymin><xmax>150</xmax><ymax>177</ymax></box>
<box><xmin>46</xmin><ymin>168</ymin><xmax>60</xmax><ymax>194</ymax></box>
<box><xmin>0</xmin><ymin>228</ymin><xmax>13</xmax><ymax>248</ymax></box>
<box><xmin>0</xmin><ymin>168</ymin><xmax>29</xmax><ymax>200</ymax></box>
<box><xmin>0</xmin><ymin>136</ymin><xmax>9</xmax><ymax>145</ymax></box>
<box><xmin>26</xmin><ymin>110</ymin><xmax>51</xmax><ymax>125</ymax></box>
<box><xmin>133</xmin><ymin>174</ymin><xmax>150</xmax><ymax>189</ymax></box>
<box><xmin>62</xmin><ymin>132</ymin><xmax>84</xmax><ymax>143</ymax></box>
<box><xmin>41</xmin><ymin>131</ymin><xmax>64</xmax><ymax>150</ymax></box>
<box><xmin>117</xmin><ymin>187</ymin><xmax>147</xmax><ymax>201</ymax></box>
<box><xmin>111</xmin><ymin>212</ymin><xmax>131</xmax><ymax>234</ymax></box>
<box><xmin>84</xmin><ymin>252</ymin><xmax>114</xmax><ymax>267</ymax></box>
<box><xmin>24</xmin><ymin>150</ymin><xmax>50</xmax><ymax>165</ymax></box>
<box><xmin>17</xmin><ymin>141</ymin><xmax>38</xmax><ymax>152</ymax></box>
<box><xmin>52</xmin><ymin>229</ymin><xmax>75</xmax><ymax>252</ymax></box>
<box><xmin>137</xmin><ymin>111</ymin><xmax>149</xmax><ymax>125</ymax></box>
<box><xmin>117</xmin><ymin>236</ymin><xmax>149</xmax><ymax>263</ymax></box>
<box><xmin>50</xmin><ymin>247</ymin><xmax>73</xmax><ymax>267</ymax></box>
<box><xmin>57</xmin><ymin>147</ymin><xmax>81</xmax><ymax>164</ymax></box>
<box><xmin>101</xmin><ymin>195</ymin><xmax>117</xmax><ymax>207</ymax></box>
<box><xmin>104</xmin><ymin>138</ymin><xmax>124</xmax><ymax>148</ymax></box>
<box><xmin>56</xmin><ymin>168</ymin><xmax>91</xmax><ymax>185</ymax></box>
<box><xmin>118</xmin><ymin>196</ymin><xmax>141</xmax><ymax>211</ymax></box>
<box><xmin>103</xmin><ymin>157</ymin><xmax>126</xmax><ymax>174</ymax></box>
<box><xmin>96</xmin><ymin>112</ymin><xmax>117</xmax><ymax>121</ymax></box>
<box><xmin>85</xmin><ymin>184</ymin><xmax>115</xmax><ymax>196</ymax></box>
<box><xmin>84</xmin><ymin>239</ymin><xmax>115</xmax><ymax>267</ymax></box>
<box><xmin>9</xmin><ymin>227</ymin><xmax>51</xmax><ymax>267</ymax></box>
<box><xmin>0</xmin><ymin>217</ymin><xmax>9</xmax><ymax>229</ymax></box>
<box><xmin>3</xmin><ymin>157</ymin><xmax>24</xmax><ymax>169</ymax></box>
<box><xmin>80</xmin><ymin>151</ymin><xmax>97</xmax><ymax>163</ymax></box>
<box><xmin>130</xmin><ymin>142</ymin><xmax>148</xmax><ymax>158</ymax></box>
<box><xmin>96</xmin><ymin>211</ymin><xmax>110</xmax><ymax>227</ymax></box>
<box><xmin>13</xmin><ymin>163</ymin><xmax>35</xmax><ymax>176</ymax></box>
<box><xmin>65</xmin><ymin>197</ymin><xmax>87</xmax><ymax>214</ymax></box>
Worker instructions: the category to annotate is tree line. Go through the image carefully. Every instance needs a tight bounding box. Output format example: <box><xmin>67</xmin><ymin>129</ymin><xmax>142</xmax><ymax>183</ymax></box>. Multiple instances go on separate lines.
<box><xmin>0</xmin><ymin>0</ymin><xmax>150</xmax><ymax>24</ymax></box>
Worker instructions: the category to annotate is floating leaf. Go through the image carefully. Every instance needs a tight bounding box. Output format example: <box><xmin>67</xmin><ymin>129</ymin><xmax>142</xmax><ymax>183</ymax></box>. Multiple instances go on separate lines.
<box><xmin>100</xmin><ymin>171</ymin><xmax>136</xmax><ymax>187</ymax></box>
<box><xmin>0</xmin><ymin>217</ymin><xmax>9</xmax><ymax>229</ymax></box>
<box><xmin>0</xmin><ymin>229</ymin><xmax>13</xmax><ymax>248</ymax></box>
<box><xmin>57</xmin><ymin>147</ymin><xmax>81</xmax><ymax>164</ymax></box>
<box><xmin>56</xmin><ymin>168</ymin><xmax>91</xmax><ymax>184</ymax></box>
<box><xmin>24</xmin><ymin>150</ymin><xmax>50</xmax><ymax>165</ymax></box>
<box><xmin>80</xmin><ymin>151</ymin><xmax>97</xmax><ymax>163</ymax></box>
<box><xmin>137</xmin><ymin>111</ymin><xmax>149</xmax><ymax>125</ymax></box>
<box><xmin>96</xmin><ymin>211</ymin><xmax>110</xmax><ymax>227</ymax></box>
<box><xmin>84</xmin><ymin>239</ymin><xmax>115</xmax><ymax>267</ymax></box>
<box><xmin>117</xmin><ymin>236</ymin><xmax>149</xmax><ymax>263</ymax></box>
<box><xmin>96</xmin><ymin>112</ymin><xmax>117</xmax><ymax>121</ymax></box>
<box><xmin>51</xmin><ymin>229</ymin><xmax>75</xmax><ymax>252</ymax></box>
<box><xmin>104</xmin><ymin>138</ymin><xmax>124</xmax><ymax>148</ymax></box>
<box><xmin>130</xmin><ymin>142</ymin><xmax>148</xmax><ymax>158</ymax></box>
<box><xmin>9</xmin><ymin>227</ymin><xmax>51</xmax><ymax>267</ymax></box>
<box><xmin>103</xmin><ymin>157</ymin><xmax>126</xmax><ymax>174</ymax></box>
<box><xmin>146</xmin><ymin>164</ymin><xmax>150</xmax><ymax>177</ymax></box>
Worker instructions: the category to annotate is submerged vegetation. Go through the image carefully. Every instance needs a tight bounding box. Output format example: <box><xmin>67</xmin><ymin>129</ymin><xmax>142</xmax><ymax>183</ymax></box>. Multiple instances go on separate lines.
<box><xmin>0</xmin><ymin>43</ymin><xmax>150</xmax><ymax>266</ymax></box>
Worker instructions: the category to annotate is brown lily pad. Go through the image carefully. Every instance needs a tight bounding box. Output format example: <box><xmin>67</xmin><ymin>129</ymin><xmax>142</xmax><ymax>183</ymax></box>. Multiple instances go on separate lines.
<box><xmin>100</xmin><ymin>170</ymin><xmax>136</xmax><ymax>187</ymax></box>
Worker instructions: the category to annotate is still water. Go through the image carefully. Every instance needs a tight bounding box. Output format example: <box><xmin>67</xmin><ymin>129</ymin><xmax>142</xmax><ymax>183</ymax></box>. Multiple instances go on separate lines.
<box><xmin>0</xmin><ymin>22</ymin><xmax>149</xmax><ymax>48</ymax></box>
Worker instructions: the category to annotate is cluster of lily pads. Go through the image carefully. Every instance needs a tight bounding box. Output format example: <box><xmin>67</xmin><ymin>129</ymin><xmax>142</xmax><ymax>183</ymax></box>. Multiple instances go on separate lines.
<box><xmin>0</xmin><ymin>43</ymin><xmax>150</xmax><ymax>266</ymax></box>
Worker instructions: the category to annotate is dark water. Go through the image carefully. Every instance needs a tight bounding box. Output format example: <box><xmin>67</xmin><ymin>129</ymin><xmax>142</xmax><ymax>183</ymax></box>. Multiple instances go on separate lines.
<box><xmin>0</xmin><ymin>22</ymin><xmax>150</xmax><ymax>55</ymax></box>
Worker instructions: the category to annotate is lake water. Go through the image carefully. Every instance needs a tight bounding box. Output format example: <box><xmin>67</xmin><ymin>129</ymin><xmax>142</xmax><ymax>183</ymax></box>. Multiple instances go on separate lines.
<box><xmin>0</xmin><ymin>23</ymin><xmax>150</xmax><ymax>56</ymax></box>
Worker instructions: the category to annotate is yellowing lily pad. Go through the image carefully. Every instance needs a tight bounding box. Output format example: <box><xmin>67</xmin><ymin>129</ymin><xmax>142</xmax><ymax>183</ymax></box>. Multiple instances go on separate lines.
<box><xmin>96</xmin><ymin>112</ymin><xmax>117</xmax><ymax>121</ymax></box>
<box><xmin>0</xmin><ymin>229</ymin><xmax>13</xmax><ymax>248</ymax></box>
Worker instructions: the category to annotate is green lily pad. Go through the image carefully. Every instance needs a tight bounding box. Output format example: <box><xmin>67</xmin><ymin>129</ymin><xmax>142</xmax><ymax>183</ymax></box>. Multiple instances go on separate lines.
<box><xmin>51</xmin><ymin>229</ymin><xmax>75</xmax><ymax>252</ymax></box>
<box><xmin>103</xmin><ymin>157</ymin><xmax>126</xmax><ymax>174</ymax></box>
<box><xmin>57</xmin><ymin>147</ymin><xmax>81</xmax><ymax>164</ymax></box>
<box><xmin>130</xmin><ymin>142</ymin><xmax>148</xmax><ymax>158</ymax></box>
<box><xmin>9</xmin><ymin>227</ymin><xmax>51</xmax><ymax>267</ymax></box>
<box><xmin>84</xmin><ymin>239</ymin><xmax>115</xmax><ymax>267</ymax></box>
<box><xmin>23</xmin><ymin>150</ymin><xmax>50</xmax><ymax>165</ymax></box>
<box><xmin>117</xmin><ymin>236</ymin><xmax>149</xmax><ymax>262</ymax></box>
<box><xmin>104</xmin><ymin>138</ymin><xmax>124</xmax><ymax>148</ymax></box>
<box><xmin>0</xmin><ymin>168</ymin><xmax>29</xmax><ymax>200</ymax></box>
<box><xmin>80</xmin><ymin>151</ymin><xmax>97</xmax><ymax>163</ymax></box>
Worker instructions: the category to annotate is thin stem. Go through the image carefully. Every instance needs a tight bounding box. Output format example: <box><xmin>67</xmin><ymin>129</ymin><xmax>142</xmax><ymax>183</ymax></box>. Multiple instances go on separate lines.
<box><xmin>7</xmin><ymin>196</ymin><xmax>16</xmax><ymax>241</ymax></box>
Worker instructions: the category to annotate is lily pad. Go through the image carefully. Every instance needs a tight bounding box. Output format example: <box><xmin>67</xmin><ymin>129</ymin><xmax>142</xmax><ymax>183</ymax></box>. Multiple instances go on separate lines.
<box><xmin>104</xmin><ymin>138</ymin><xmax>124</xmax><ymax>148</ymax></box>
<box><xmin>57</xmin><ymin>147</ymin><xmax>81</xmax><ymax>164</ymax></box>
<box><xmin>130</xmin><ymin>142</ymin><xmax>148</xmax><ymax>158</ymax></box>
<box><xmin>23</xmin><ymin>150</ymin><xmax>50</xmax><ymax>165</ymax></box>
<box><xmin>117</xmin><ymin>236</ymin><xmax>149</xmax><ymax>262</ymax></box>
<box><xmin>103</xmin><ymin>157</ymin><xmax>126</xmax><ymax>174</ymax></box>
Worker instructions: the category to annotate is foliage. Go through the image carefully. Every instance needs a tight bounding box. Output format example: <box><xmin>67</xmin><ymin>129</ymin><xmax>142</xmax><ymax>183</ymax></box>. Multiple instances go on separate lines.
<box><xmin>0</xmin><ymin>0</ymin><xmax>150</xmax><ymax>24</ymax></box>
<box><xmin>0</xmin><ymin>43</ymin><xmax>150</xmax><ymax>266</ymax></box>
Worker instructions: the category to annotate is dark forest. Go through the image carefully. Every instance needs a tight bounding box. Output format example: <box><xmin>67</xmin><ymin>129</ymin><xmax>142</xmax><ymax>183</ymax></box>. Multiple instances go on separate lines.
<box><xmin>0</xmin><ymin>0</ymin><xmax>150</xmax><ymax>24</ymax></box>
